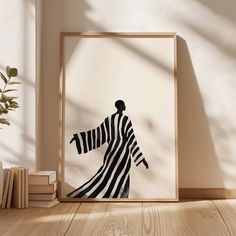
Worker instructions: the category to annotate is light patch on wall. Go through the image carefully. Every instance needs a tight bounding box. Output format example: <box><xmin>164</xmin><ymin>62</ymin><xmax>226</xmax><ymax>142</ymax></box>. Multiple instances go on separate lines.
<box><xmin>0</xmin><ymin>0</ymin><xmax>36</xmax><ymax>169</ymax></box>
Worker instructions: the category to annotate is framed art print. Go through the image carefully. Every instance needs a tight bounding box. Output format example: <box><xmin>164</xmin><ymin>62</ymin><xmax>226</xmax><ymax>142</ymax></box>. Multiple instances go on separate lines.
<box><xmin>59</xmin><ymin>32</ymin><xmax>178</xmax><ymax>201</ymax></box>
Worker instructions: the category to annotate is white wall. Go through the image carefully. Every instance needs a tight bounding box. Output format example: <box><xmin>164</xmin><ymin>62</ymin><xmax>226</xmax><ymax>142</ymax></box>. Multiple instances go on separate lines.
<box><xmin>0</xmin><ymin>0</ymin><xmax>36</xmax><ymax>169</ymax></box>
<box><xmin>39</xmin><ymin>0</ymin><xmax>236</xmax><ymax>188</ymax></box>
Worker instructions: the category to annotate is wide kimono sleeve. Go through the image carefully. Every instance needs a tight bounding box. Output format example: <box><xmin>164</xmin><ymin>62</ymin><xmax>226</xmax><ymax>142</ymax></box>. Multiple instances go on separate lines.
<box><xmin>125</xmin><ymin>119</ymin><xmax>145</xmax><ymax>166</ymax></box>
<box><xmin>70</xmin><ymin>119</ymin><xmax>107</xmax><ymax>155</ymax></box>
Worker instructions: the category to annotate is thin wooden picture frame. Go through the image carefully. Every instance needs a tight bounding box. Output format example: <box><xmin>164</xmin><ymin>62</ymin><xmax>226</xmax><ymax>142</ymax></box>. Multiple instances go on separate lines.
<box><xmin>58</xmin><ymin>32</ymin><xmax>178</xmax><ymax>202</ymax></box>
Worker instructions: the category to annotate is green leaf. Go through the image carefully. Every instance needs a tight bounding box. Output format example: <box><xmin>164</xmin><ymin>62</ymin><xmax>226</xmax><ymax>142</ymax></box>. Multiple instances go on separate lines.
<box><xmin>11</xmin><ymin>68</ymin><xmax>18</xmax><ymax>77</ymax></box>
<box><xmin>0</xmin><ymin>72</ymin><xmax>8</xmax><ymax>83</ymax></box>
<box><xmin>0</xmin><ymin>94</ymin><xmax>10</xmax><ymax>102</ymax></box>
<box><xmin>9</xmin><ymin>96</ymin><xmax>18</xmax><ymax>100</ymax></box>
<box><xmin>2</xmin><ymin>109</ymin><xmax>8</xmax><ymax>114</ymax></box>
<box><xmin>9</xmin><ymin>100</ymin><xmax>18</xmax><ymax>105</ymax></box>
<box><xmin>8</xmin><ymin>81</ymin><xmax>21</xmax><ymax>85</ymax></box>
<box><xmin>2</xmin><ymin>95</ymin><xmax>18</xmax><ymax>102</ymax></box>
<box><xmin>3</xmin><ymin>89</ymin><xmax>17</xmax><ymax>93</ymax></box>
<box><xmin>6</xmin><ymin>66</ymin><xmax>11</xmax><ymax>78</ymax></box>
<box><xmin>0</xmin><ymin>118</ymin><xmax>10</xmax><ymax>126</ymax></box>
<box><xmin>0</xmin><ymin>94</ymin><xmax>7</xmax><ymax>102</ymax></box>
<box><xmin>6</xmin><ymin>66</ymin><xmax>18</xmax><ymax>77</ymax></box>
<box><xmin>0</xmin><ymin>103</ymin><xmax>4</xmax><ymax>111</ymax></box>
<box><xmin>10</xmin><ymin>103</ymin><xmax>19</xmax><ymax>109</ymax></box>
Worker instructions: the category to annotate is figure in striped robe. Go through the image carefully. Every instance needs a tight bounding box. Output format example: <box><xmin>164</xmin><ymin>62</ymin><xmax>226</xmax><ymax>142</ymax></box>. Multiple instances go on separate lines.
<box><xmin>67</xmin><ymin>100</ymin><xmax>149</xmax><ymax>198</ymax></box>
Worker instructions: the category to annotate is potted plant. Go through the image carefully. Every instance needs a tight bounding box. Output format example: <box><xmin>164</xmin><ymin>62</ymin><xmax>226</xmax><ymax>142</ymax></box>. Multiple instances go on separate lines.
<box><xmin>0</xmin><ymin>66</ymin><xmax>20</xmax><ymax>206</ymax></box>
<box><xmin>0</xmin><ymin>66</ymin><xmax>20</xmax><ymax>127</ymax></box>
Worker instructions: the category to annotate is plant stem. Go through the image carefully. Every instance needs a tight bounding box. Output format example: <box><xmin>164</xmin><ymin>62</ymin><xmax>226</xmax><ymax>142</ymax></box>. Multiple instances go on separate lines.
<box><xmin>1</xmin><ymin>76</ymin><xmax>11</xmax><ymax>98</ymax></box>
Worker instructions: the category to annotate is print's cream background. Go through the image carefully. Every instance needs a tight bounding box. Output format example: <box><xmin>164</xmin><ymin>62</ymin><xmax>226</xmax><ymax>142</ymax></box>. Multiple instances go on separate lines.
<box><xmin>63</xmin><ymin>37</ymin><xmax>176</xmax><ymax>198</ymax></box>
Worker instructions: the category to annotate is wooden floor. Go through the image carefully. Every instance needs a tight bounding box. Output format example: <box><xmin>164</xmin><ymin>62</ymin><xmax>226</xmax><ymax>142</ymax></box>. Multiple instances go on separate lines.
<box><xmin>0</xmin><ymin>200</ymin><xmax>236</xmax><ymax>236</ymax></box>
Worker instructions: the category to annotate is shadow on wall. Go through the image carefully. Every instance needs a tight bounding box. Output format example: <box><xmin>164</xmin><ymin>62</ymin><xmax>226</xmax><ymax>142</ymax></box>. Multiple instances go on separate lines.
<box><xmin>41</xmin><ymin>0</ymin><xmax>230</xmax><ymax>190</ymax></box>
<box><xmin>196</xmin><ymin>0</ymin><xmax>236</xmax><ymax>24</ymax></box>
<box><xmin>172</xmin><ymin>0</ymin><xmax>236</xmax><ymax>62</ymax></box>
<box><xmin>177</xmin><ymin>36</ymin><xmax>224</xmax><ymax>188</ymax></box>
<box><xmin>40</xmin><ymin>0</ymin><xmax>173</xmax><ymax>170</ymax></box>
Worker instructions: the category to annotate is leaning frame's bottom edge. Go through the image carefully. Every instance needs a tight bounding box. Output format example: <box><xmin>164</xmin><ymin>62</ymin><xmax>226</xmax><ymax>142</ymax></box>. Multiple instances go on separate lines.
<box><xmin>58</xmin><ymin>197</ymin><xmax>179</xmax><ymax>203</ymax></box>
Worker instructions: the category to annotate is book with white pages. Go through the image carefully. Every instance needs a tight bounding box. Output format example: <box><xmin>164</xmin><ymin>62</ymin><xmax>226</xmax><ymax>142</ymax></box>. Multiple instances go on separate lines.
<box><xmin>29</xmin><ymin>171</ymin><xmax>56</xmax><ymax>185</ymax></box>
<box><xmin>29</xmin><ymin>198</ymin><xmax>59</xmax><ymax>208</ymax></box>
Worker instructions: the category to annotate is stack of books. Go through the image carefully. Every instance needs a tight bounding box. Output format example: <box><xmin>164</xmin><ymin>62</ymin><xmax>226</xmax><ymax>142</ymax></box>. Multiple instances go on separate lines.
<box><xmin>1</xmin><ymin>167</ymin><xmax>29</xmax><ymax>208</ymax></box>
<box><xmin>28</xmin><ymin>171</ymin><xmax>59</xmax><ymax>208</ymax></box>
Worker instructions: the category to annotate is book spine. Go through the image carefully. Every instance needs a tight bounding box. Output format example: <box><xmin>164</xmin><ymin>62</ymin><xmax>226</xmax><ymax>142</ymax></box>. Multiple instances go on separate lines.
<box><xmin>6</xmin><ymin>168</ymin><xmax>14</xmax><ymax>208</ymax></box>
<box><xmin>19</xmin><ymin>168</ymin><xmax>22</xmax><ymax>208</ymax></box>
<box><xmin>25</xmin><ymin>169</ymin><xmax>29</xmax><ymax>208</ymax></box>
<box><xmin>21</xmin><ymin>168</ymin><xmax>25</xmax><ymax>208</ymax></box>
<box><xmin>12</xmin><ymin>168</ymin><xmax>21</xmax><ymax>208</ymax></box>
<box><xmin>1</xmin><ymin>169</ymin><xmax>10</xmax><ymax>208</ymax></box>
<box><xmin>28</xmin><ymin>181</ymin><xmax>57</xmax><ymax>194</ymax></box>
<box><xmin>28</xmin><ymin>171</ymin><xmax>56</xmax><ymax>185</ymax></box>
<box><xmin>29</xmin><ymin>192</ymin><xmax>56</xmax><ymax>201</ymax></box>
<box><xmin>0</xmin><ymin>161</ymin><xmax>3</xmax><ymax>207</ymax></box>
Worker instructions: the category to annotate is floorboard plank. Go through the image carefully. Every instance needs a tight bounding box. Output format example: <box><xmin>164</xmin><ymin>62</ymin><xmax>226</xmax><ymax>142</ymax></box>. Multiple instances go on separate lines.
<box><xmin>143</xmin><ymin>201</ymin><xmax>229</xmax><ymax>236</ymax></box>
<box><xmin>0</xmin><ymin>208</ymin><xmax>29</xmax><ymax>235</ymax></box>
<box><xmin>106</xmin><ymin>202</ymin><xmax>142</xmax><ymax>236</ymax></box>
<box><xmin>0</xmin><ymin>200</ymin><xmax>234</xmax><ymax>236</ymax></box>
<box><xmin>0</xmin><ymin>203</ymin><xmax>80</xmax><ymax>236</ymax></box>
<box><xmin>66</xmin><ymin>202</ymin><xmax>142</xmax><ymax>236</ymax></box>
<box><xmin>65</xmin><ymin>202</ymin><xmax>110</xmax><ymax>236</ymax></box>
<box><xmin>214</xmin><ymin>199</ymin><xmax>236</xmax><ymax>236</ymax></box>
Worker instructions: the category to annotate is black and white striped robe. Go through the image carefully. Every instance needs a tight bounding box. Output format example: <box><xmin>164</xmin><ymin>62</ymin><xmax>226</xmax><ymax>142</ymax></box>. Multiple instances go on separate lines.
<box><xmin>67</xmin><ymin>113</ymin><xmax>145</xmax><ymax>198</ymax></box>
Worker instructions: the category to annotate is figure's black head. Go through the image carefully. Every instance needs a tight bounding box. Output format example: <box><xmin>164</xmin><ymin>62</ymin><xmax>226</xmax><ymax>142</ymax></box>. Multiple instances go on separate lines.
<box><xmin>115</xmin><ymin>100</ymin><xmax>126</xmax><ymax>113</ymax></box>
